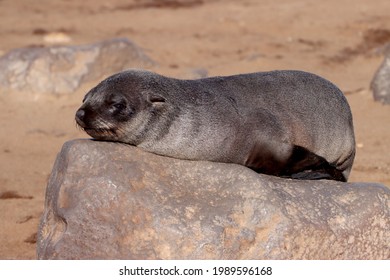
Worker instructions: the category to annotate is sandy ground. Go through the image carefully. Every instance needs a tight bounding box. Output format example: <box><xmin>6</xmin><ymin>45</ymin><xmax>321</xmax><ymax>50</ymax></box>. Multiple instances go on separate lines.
<box><xmin>0</xmin><ymin>0</ymin><xmax>389</xmax><ymax>259</ymax></box>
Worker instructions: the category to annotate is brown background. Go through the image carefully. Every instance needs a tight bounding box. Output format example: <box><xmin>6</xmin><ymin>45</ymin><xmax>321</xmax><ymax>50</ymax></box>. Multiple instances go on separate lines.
<box><xmin>0</xmin><ymin>0</ymin><xmax>389</xmax><ymax>259</ymax></box>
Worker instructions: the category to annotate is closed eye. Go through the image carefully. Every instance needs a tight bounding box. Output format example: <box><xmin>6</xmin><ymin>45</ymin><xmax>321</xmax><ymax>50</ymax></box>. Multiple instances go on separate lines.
<box><xmin>113</xmin><ymin>103</ymin><xmax>126</xmax><ymax>110</ymax></box>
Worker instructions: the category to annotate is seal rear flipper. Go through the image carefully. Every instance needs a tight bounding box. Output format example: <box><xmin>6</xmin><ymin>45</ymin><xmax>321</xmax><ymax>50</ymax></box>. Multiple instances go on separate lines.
<box><xmin>282</xmin><ymin>146</ymin><xmax>347</xmax><ymax>182</ymax></box>
<box><xmin>288</xmin><ymin>169</ymin><xmax>345</xmax><ymax>181</ymax></box>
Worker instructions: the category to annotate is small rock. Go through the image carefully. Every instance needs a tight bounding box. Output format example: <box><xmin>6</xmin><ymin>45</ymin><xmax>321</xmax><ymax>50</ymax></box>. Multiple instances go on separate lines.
<box><xmin>177</xmin><ymin>68</ymin><xmax>208</xmax><ymax>79</ymax></box>
<box><xmin>188</xmin><ymin>68</ymin><xmax>208</xmax><ymax>79</ymax></box>
<box><xmin>37</xmin><ymin>139</ymin><xmax>390</xmax><ymax>260</ymax></box>
<box><xmin>371</xmin><ymin>46</ymin><xmax>390</xmax><ymax>104</ymax></box>
<box><xmin>0</xmin><ymin>38</ymin><xmax>154</xmax><ymax>95</ymax></box>
<box><xmin>43</xmin><ymin>32</ymin><xmax>72</xmax><ymax>44</ymax></box>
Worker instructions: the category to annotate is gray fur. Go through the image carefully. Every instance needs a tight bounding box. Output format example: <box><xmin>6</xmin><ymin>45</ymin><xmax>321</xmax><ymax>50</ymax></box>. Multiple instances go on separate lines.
<box><xmin>76</xmin><ymin>69</ymin><xmax>355</xmax><ymax>181</ymax></box>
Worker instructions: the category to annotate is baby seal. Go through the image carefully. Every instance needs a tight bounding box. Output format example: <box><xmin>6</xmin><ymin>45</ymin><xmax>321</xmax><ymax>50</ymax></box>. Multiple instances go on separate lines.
<box><xmin>75</xmin><ymin>69</ymin><xmax>355</xmax><ymax>181</ymax></box>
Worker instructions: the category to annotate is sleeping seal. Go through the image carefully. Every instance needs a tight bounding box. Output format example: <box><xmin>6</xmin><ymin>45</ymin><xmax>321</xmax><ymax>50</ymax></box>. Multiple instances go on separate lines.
<box><xmin>75</xmin><ymin>69</ymin><xmax>355</xmax><ymax>181</ymax></box>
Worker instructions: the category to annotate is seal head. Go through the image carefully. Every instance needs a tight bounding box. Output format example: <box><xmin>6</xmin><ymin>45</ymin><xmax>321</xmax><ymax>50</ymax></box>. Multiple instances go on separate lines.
<box><xmin>76</xmin><ymin>70</ymin><xmax>168</xmax><ymax>145</ymax></box>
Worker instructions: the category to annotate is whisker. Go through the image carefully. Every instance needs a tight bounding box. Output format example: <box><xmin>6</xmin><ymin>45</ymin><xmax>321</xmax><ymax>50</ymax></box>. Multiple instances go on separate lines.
<box><xmin>75</xmin><ymin>121</ymin><xmax>85</xmax><ymax>132</ymax></box>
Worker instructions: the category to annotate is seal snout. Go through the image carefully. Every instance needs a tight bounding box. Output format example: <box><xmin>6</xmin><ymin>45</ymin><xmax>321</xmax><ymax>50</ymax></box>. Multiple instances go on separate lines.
<box><xmin>75</xmin><ymin>105</ymin><xmax>119</xmax><ymax>141</ymax></box>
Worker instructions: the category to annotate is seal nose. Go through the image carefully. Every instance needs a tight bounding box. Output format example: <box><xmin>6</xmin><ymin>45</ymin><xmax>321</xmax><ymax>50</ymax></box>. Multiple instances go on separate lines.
<box><xmin>76</xmin><ymin>109</ymin><xmax>85</xmax><ymax>122</ymax></box>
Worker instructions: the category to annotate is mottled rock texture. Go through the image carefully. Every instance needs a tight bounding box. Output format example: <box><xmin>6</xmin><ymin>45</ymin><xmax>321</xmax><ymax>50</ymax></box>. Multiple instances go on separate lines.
<box><xmin>0</xmin><ymin>38</ymin><xmax>153</xmax><ymax>94</ymax></box>
<box><xmin>371</xmin><ymin>47</ymin><xmax>390</xmax><ymax>104</ymax></box>
<box><xmin>37</xmin><ymin>139</ymin><xmax>390</xmax><ymax>259</ymax></box>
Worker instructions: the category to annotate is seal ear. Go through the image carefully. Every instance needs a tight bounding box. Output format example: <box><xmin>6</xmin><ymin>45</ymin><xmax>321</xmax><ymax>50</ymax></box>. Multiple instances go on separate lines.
<box><xmin>147</xmin><ymin>92</ymin><xmax>166</xmax><ymax>104</ymax></box>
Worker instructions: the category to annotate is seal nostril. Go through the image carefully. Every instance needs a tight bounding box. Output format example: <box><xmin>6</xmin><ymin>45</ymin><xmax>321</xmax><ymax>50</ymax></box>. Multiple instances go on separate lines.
<box><xmin>76</xmin><ymin>109</ymin><xmax>85</xmax><ymax>121</ymax></box>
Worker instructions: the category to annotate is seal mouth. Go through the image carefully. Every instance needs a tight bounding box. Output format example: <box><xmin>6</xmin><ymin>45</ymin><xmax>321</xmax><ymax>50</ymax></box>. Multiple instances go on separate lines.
<box><xmin>83</xmin><ymin>127</ymin><xmax>112</xmax><ymax>133</ymax></box>
<box><xmin>83</xmin><ymin>127</ymin><xmax>120</xmax><ymax>141</ymax></box>
<box><xmin>83</xmin><ymin>127</ymin><xmax>117</xmax><ymax>136</ymax></box>
<box><xmin>76</xmin><ymin>119</ymin><xmax>118</xmax><ymax>139</ymax></box>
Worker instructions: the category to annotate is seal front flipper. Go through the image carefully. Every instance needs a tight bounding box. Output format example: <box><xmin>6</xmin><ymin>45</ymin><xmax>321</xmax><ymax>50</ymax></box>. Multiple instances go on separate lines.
<box><xmin>244</xmin><ymin>141</ymin><xmax>292</xmax><ymax>177</ymax></box>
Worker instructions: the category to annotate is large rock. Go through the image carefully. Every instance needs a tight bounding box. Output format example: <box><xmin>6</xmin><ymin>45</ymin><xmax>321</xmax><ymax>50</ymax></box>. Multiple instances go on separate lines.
<box><xmin>37</xmin><ymin>139</ymin><xmax>390</xmax><ymax>259</ymax></box>
<box><xmin>0</xmin><ymin>38</ymin><xmax>154</xmax><ymax>94</ymax></box>
<box><xmin>371</xmin><ymin>46</ymin><xmax>390</xmax><ymax>104</ymax></box>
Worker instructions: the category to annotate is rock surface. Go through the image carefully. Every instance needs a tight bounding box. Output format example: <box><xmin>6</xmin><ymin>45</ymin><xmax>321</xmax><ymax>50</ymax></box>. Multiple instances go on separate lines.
<box><xmin>371</xmin><ymin>46</ymin><xmax>390</xmax><ymax>104</ymax></box>
<box><xmin>37</xmin><ymin>139</ymin><xmax>390</xmax><ymax>260</ymax></box>
<box><xmin>0</xmin><ymin>38</ymin><xmax>154</xmax><ymax>95</ymax></box>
